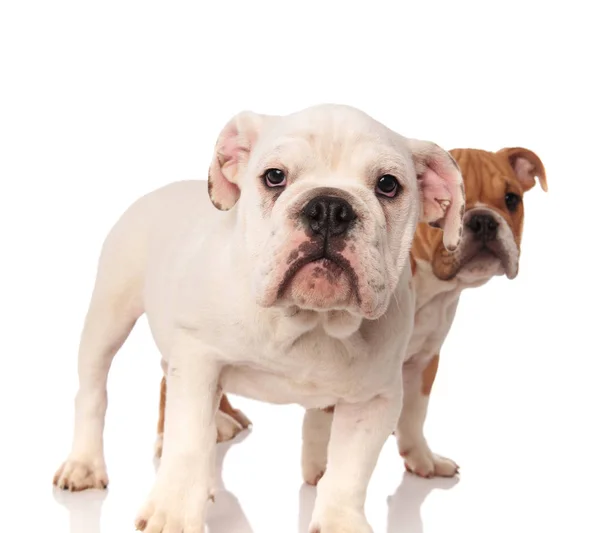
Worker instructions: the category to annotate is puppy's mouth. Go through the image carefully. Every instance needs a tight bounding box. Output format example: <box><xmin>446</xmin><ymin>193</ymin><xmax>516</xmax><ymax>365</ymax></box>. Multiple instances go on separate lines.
<box><xmin>276</xmin><ymin>240</ymin><xmax>360</xmax><ymax>307</ymax></box>
<box><xmin>433</xmin><ymin>237</ymin><xmax>518</xmax><ymax>282</ymax></box>
<box><xmin>464</xmin><ymin>243</ymin><xmax>501</xmax><ymax>265</ymax></box>
<box><xmin>459</xmin><ymin>241</ymin><xmax>515</xmax><ymax>279</ymax></box>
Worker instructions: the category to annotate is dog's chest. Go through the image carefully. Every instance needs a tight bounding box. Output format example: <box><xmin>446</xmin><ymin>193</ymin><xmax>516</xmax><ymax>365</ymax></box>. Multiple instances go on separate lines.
<box><xmin>222</xmin><ymin>326</ymin><xmax>399</xmax><ymax>408</ymax></box>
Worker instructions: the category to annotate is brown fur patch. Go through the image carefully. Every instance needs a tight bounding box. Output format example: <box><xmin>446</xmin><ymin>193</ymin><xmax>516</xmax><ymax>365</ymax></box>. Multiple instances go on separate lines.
<box><xmin>322</xmin><ymin>405</ymin><xmax>335</xmax><ymax>414</ymax></box>
<box><xmin>157</xmin><ymin>376</ymin><xmax>166</xmax><ymax>436</ymax></box>
<box><xmin>421</xmin><ymin>354</ymin><xmax>439</xmax><ymax>395</ymax></box>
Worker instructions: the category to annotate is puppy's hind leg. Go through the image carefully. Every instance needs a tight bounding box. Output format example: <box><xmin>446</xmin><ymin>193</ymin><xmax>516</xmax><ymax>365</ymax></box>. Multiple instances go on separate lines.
<box><xmin>301</xmin><ymin>408</ymin><xmax>333</xmax><ymax>486</ymax></box>
<box><xmin>54</xmin><ymin>228</ymin><xmax>144</xmax><ymax>491</ymax></box>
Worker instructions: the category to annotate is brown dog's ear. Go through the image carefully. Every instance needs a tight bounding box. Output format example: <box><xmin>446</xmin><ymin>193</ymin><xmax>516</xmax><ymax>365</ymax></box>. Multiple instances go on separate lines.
<box><xmin>497</xmin><ymin>147</ymin><xmax>548</xmax><ymax>193</ymax></box>
<box><xmin>208</xmin><ymin>111</ymin><xmax>267</xmax><ymax>210</ymax></box>
<box><xmin>409</xmin><ymin>140</ymin><xmax>466</xmax><ymax>252</ymax></box>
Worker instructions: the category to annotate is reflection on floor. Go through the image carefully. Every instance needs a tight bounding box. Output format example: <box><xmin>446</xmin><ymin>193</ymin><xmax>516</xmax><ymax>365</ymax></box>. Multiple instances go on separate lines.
<box><xmin>53</xmin><ymin>429</ymin><xmax>462</xmax><ymax>533</ymax></box>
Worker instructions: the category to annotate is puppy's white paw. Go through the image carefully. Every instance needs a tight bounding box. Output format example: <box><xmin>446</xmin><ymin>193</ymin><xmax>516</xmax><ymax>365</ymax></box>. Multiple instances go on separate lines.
<box><xmin>53</xmin><ymin>456</ymin><xmax>108</xmax><ymax>491</ymax></box>
<box><xmin>309</xmin><ymin>507</ymin><xmax>372</xmax><ymax>533</ymax></box>
<box><xmin>135</xmin><ymin>472</ymin><xmax>211</xmax><ymax>533</ymax></box>
<box><xmin>400</xmin><ymin>445</ymin><xmax>459</xmax><ymax>478</ymax></box>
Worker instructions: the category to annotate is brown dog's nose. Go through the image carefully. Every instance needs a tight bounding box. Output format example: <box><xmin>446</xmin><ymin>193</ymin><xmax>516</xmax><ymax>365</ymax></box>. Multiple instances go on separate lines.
<box><xmin>467</xmin><ymin>214</ymin><xmax>498</xmax><ymax>242</ymax></box>
<box><xmin>302</xmin><ymin>196</ymin><xmax>356</xmax><ymax>238</ymax></box>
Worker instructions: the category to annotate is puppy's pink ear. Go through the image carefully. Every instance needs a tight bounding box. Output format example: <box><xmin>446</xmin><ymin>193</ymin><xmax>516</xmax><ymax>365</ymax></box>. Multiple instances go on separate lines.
<box><xmin>208</xmin><ymin>111</ymin><xmax>266</xmax><ymax>210</ymax></box>
<box><xmin>409</xmin><ymin>140</ymin><xmax>466</xmax><ymax>252</ymax></box>
<box><xmin>497</xmin><ymin>147</ymin><xmax>548</xmax><ymax>193</ymax></box>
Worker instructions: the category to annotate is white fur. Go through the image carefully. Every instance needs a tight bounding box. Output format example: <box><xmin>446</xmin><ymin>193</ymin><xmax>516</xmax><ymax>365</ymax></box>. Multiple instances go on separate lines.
<box><xmin>154</xmin><ymin>410</ymin><xmax>246</xmax><ymax>460</ymax></box>
<box><xmin>54</xmin><ymin>104</ymin><xmax>463</xmax><ymax>532</ymax></box>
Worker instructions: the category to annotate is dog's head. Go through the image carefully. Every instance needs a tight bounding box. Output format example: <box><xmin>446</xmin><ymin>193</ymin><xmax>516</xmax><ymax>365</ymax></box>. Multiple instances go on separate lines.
<box><xmin>412</xmin><ymin>147</ymin><xmax>547</xmax><ymax>284</ymax></box>
<box><xmin>207</xmin><ymin>104</ymin><xmax>464</xmax><ymax>322</ymax></box>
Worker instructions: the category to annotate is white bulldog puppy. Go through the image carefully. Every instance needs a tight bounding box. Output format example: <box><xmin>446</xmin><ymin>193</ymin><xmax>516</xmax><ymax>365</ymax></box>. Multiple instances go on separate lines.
<box><xmin>53</xmin><ymin>104</ymin><xmax>465</xmax><ymax>533</ymax></box>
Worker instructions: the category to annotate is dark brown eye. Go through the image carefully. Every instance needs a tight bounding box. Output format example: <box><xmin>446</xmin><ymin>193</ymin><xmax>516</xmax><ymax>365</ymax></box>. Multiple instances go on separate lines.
<box><xmin>263</xmin><ymin>168</ymin><xmax>287</xmax><ymax>188</ymax></box>
<box><xmin>376</xmin><ymin>174</ymin><xmax>401</xmax><ymax>198</ymax></box>
<box><xmin>505</xmin><ymin>192</ymin><xmax>521</xmax><ymax>212</ymax></box>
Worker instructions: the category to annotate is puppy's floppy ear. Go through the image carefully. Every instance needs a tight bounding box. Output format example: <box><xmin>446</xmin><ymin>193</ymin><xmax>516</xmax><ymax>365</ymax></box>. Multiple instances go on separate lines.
<box><xmin>208</xmin><ymin>111</ymin><xmax>267</xmax><ymax>210</ymax></box>
<box><xmin>497</xmin><ymin>147</ymin><xmax>548</xmax><ymax>193</ymax></box>
<box><xmin>409</xmin><ymin>140</ymin><xmax>466</xmax><ymax>252</ymax></box>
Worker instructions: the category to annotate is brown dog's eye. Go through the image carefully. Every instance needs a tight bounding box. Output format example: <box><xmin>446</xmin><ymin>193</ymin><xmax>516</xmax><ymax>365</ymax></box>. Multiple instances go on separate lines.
<box><xmin>505</xmin><ymin>192</ymin><xmax>521</xmax><ymax>212</ymax></box>
<box><xmin>376</xmin><ymin>174</ymin><xmax>401</xmax><ymax>198</ymax></box>
<box><xmin>263</xmin><ymin>168</ymin><xmax>287</xmax><ymax>188</ymax></box>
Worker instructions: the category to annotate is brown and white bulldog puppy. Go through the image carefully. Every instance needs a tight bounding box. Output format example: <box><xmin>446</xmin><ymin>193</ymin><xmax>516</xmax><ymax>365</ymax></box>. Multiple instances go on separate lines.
<box><xmin>154</xmin><ymin>147</ymin><xmax>546</xmax><ymax>484</ymax></box>
<box><xmin>300</xmin><ymin>146</ymin><xmax>547</xmax><ymax>483</ymax></box>
<box><xmin>390</xmin><ymin>146</ymin><xmax>547</xmax><ymax>478</ymax></box>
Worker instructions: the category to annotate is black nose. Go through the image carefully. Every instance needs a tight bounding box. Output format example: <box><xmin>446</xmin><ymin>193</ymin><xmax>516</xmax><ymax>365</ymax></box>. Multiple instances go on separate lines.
<box><xmin>467</xmin><ymin>214</ymin><xmax>498</xmax><ymax>242</ymax></box>
<box><xmin>302</xmin><ymin>196</ymin><xmax>356</xmax><ymax>238</ymax></box>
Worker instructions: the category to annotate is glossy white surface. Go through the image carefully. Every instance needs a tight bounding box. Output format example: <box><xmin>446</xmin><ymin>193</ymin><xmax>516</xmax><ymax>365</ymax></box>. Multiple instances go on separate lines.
<box><xmin>1</xmin><ymin>1</ymin><xmax>599</xmax><ymax>532</ymax></box>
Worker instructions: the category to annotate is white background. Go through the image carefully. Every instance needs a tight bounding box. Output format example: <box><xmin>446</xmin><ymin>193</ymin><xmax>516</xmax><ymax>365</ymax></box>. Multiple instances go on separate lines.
<box><xmin>1</xmin><ymin>1</ymin><xmax>599</xmax><ymax>532</ymax></box>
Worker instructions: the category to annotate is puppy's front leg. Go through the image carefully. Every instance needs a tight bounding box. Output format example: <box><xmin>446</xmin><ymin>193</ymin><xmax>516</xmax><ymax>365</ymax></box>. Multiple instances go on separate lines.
<box><xmin>136</xmin><ymin>331</ymin><xmax>221</xmax><ymax>533</ymax></box>
<box><xmin>309</xmin><ymin>394</ymin><xmax>402</xmax><ymax>533</ymax></box>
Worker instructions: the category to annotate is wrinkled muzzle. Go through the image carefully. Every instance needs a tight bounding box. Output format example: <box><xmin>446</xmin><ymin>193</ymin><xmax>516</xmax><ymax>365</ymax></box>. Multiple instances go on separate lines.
<box><xmin>434</xmin><ymin>207</ymin><xmax>520</xmax><ymax>282</ymax></box>
<box><xmin>253</xmin><ymin>188</ymin><xmax>392</xmax><ymax>319</ymax></box>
